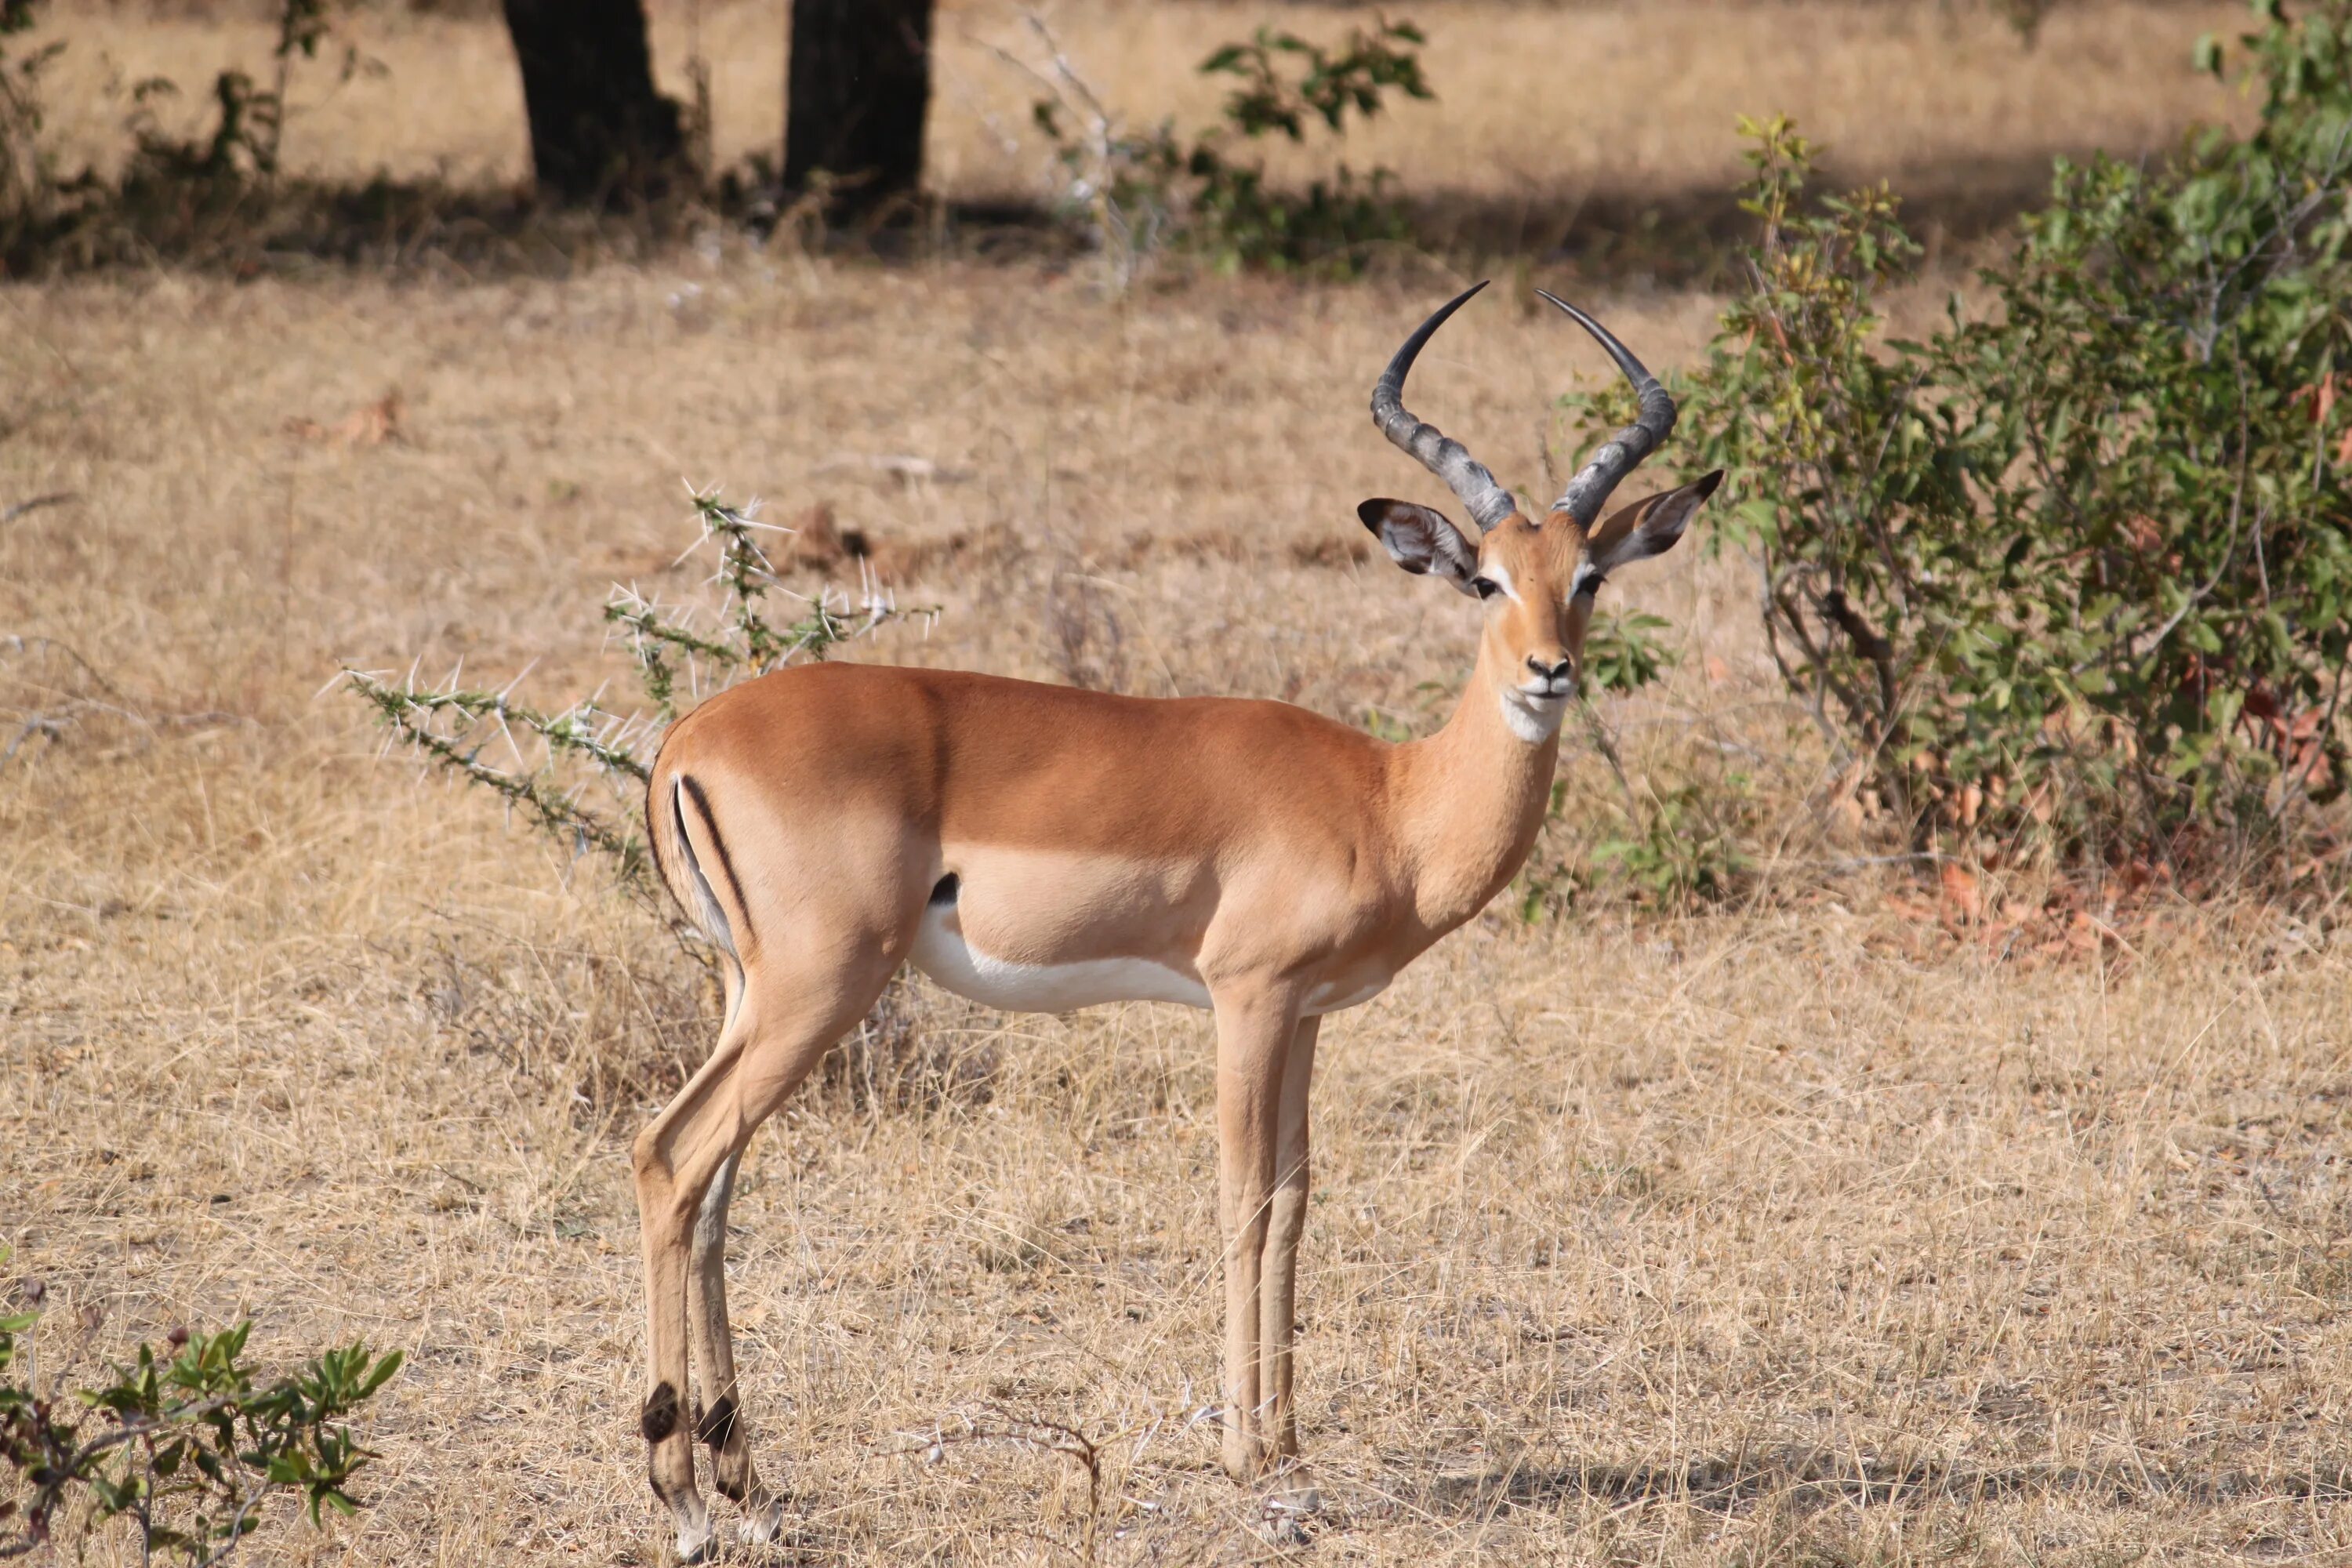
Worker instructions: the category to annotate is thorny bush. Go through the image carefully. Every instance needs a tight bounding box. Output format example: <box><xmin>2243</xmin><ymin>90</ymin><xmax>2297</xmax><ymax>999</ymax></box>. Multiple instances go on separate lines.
<box><xmin>347</xmin><ymin>489</ymin><xmax>914</xmax><ymax>919</ymax></box>
<box><xmin>1563</xmin><ymin>0</ymin><xmax>2352</xmax><ymax>891</ymax></box>
<box><xmin>346</xmin><ymin>490</ymin><xmax>969</xmax><ymax>1109</ymax></box>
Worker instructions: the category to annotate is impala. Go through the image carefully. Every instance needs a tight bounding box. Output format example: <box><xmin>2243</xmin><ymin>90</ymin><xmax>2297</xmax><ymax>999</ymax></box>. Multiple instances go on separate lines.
<box><xmin>633</xmin><ymin>282</ymin><xmax>1719</xmax><ymax>1557</ymax></box>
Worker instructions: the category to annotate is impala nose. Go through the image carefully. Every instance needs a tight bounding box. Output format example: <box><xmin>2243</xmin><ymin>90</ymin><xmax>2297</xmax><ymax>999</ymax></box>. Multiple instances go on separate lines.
<box><xmin>1526</xmin><ymin>654</ymin><xmax>1573</xmax><ymax>687</ymax></box>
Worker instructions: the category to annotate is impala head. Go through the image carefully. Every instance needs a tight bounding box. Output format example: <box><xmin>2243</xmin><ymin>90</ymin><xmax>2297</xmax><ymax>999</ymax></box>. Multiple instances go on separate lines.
<box><xmin>1358</xmin><ymin>281</ymin><xmax>1722</xmax><ymax>744</ymax></box>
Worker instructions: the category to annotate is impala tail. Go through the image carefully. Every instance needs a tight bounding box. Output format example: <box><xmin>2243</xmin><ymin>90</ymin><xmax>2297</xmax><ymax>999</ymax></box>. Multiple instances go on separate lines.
<box><xmin>648</xmin><ymin>760</ymin><xmax>750</xmax><ymax>962</ymax></box>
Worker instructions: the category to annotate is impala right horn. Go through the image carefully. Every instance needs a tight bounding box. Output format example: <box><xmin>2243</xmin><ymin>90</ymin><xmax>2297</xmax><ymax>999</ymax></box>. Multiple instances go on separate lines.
<box><xmin>1370</xmin><ymin>281</ymin><xmax>1520</xmax><ymax>533</ymax></box>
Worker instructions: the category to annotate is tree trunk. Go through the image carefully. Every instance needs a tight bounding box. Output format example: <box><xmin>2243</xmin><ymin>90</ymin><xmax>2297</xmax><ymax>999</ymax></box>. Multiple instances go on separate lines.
<box><xmin>501</xmin><ymin>0</ymin><xmax>684</xmax><ymax>207</ymax></box>
<box><xmin>784</xmin><ymin>0</ymin><xmax>935</xmax><ymax>219</ymax></box>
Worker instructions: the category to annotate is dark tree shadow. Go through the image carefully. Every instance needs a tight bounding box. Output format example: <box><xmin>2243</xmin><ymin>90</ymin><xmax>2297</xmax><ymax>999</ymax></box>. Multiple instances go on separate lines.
<box><xmin>1405</xmin><ymin>148</ymin><xmax>2088</xmax><ymax>286</ymax></box>
<box><xmin>0</xmin><ymin>143</ymin><xmax>2154</xmax><ymax>285</ymax></box>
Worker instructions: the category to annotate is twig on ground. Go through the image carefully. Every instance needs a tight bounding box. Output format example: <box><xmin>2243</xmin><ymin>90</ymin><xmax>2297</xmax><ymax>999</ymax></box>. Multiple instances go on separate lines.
<box><xmin>891</xmin><ymin>1407</ymin><xmax>1105</xmax><ymax>1563</ymax></box>
<box><xmin>0</xmin><ymin>492</ymin><xmax>74</xmax><ymax>525</ymax></box>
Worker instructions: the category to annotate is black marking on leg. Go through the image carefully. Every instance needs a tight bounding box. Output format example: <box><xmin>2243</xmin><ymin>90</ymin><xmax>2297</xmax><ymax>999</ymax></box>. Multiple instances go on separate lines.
<box><xmin>641</xmin><ymin>1380</ymin><xmax>681</xmax><ymax>1444</ymax></box>
<box><xmin>929</xmin><ymin>872</ymin><xmax>959</xmax><ymax>906</ymax></box>
<box><xmin>713</xmin><ymin>1470</ymin><xmax>748</xmax><ymax>1504</ymax></box>
<box><xmin>698</xmin><ymin>1392</ymin><xmax>739</xmax><ymax>1450</ymax></box>
<box><xmin>679</xmin><ymin>775</ymin><xmax>753</xmax><ymax>947</ymax></box>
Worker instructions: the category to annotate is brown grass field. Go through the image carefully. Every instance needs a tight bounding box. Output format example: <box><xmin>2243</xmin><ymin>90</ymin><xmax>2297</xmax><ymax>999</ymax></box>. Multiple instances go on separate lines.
<box><xmin>7</xmin><ymin>3</ymin><xmax>2352</xmax><ymax>1564</ymax></box>
<box><xmin>31</xmin><ymin>1</ymin><xmax>2249</xmax><ymax>214</ymax></box>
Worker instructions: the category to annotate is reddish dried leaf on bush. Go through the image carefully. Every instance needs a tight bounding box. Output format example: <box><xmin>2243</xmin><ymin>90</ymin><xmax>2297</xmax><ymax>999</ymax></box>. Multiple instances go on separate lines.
<box><xmin>2293</xmin><ymin>373</ymin><xmax>2339</xmax><ymax>425</ymax></box>
<box><xmin>1939</xmin><ymin>862</ymin><xmax>1982</xmax><ymax>924</ymax></box>
<box><xmin>2296</xmin><ymin>373</ymin><xmax>2352</xmax><ymax>465</ymax></box>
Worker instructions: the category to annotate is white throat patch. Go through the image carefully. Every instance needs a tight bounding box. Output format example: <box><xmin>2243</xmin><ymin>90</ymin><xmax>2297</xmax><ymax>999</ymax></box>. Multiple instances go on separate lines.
<box><xmin>1499</xmin><ymin>688</ymin><xmax>1567</xmax><ymax>745</ymax></box>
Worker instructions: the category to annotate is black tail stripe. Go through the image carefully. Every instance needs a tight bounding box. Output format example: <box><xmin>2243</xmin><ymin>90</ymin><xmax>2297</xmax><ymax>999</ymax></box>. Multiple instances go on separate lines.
<box><xmin>678</xmin><ymin>775</ymin><xmax>753</xmax><ymax>946</ymax></box>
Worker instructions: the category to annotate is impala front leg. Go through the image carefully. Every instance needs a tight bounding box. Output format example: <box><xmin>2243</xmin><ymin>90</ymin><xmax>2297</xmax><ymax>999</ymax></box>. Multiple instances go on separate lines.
<box><xmin>1260</xmin><ymin>1013</ymin><xmax>1319</xmax><ymax>1472</ymax></box>
<box><xmin>1210</xmin><ymin>984</ymin><xmax>1302</xmax><ymax>1484</ymax></box>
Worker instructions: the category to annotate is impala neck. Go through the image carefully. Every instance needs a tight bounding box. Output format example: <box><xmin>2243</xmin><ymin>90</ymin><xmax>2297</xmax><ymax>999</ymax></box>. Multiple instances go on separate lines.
<box><xmin>1388</xmin><ymin>634</ymin><xmax>1563</xmax><ymax>936</ymax></box>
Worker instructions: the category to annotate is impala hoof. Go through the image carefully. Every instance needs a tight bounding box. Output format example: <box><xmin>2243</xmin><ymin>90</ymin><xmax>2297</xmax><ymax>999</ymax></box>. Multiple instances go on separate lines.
<box><xmin>737</xmin><ymin>1496</ymin><xmax>787</xmax><ymax>1546</ymax></box>
<box><xmin>1261</xmin><ymin>1478</ymin><xmax>1324</xmax><ymax>1544</ymax></box>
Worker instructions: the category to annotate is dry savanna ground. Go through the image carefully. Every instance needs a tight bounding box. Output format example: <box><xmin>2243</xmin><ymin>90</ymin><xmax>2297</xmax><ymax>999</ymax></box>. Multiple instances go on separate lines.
<box><xmin>7</xmin><ymin>5</ymin><xmax>2352</xmax><ymax>1566</ymax></box>
<box><xmin>27</xmin><ymin>0</ymin><xmax>2250</xmax><ymax>230</ymax></box>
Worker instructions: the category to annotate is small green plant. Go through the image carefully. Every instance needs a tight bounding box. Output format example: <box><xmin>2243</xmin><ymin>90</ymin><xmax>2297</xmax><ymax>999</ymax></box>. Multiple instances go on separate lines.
<box><xmin>0</xmin><ymin>0</ymin><xmax>61</xmax><ymax>231</ymax></box>
<box><xmin>1590</xmin><ymin>775</ymin><xmax>1755</xmax><ymax>911</ymax></box>
<box><xmin>1</xmin><ymin>0</ymin><xmax>381</xmax><ymax>265</ymax></box>
<box><xmin>118</xmin><ymin>0</ymin><xmax>376</xmax><ymax>185</ymax></box>
<box><xmin>2</xmin><ymin>1267</ymin><xmax>401</xmax><ymax>1563</ymax></box>
<box><xmin>1580</xmin><ymin>609</ymin><xmax>1679</xmax><ymax>698</ymax></box>
<box><xmin>1994</xmin><ymin>0</ymin><xmax>2063</xmax><ymax>46</ymax></box>
<box><xmin>346</xmin><ymin>488</ymin><xmax>920</xmax><ymax>916</ymax></box>
<box><xmin>1019</xmin><ymin>14</ymin><xmax>1432</xmax><ymax>281</ymax></box>
<box><xmin>1519</xmin><ymin>752</ymin><xmax>1756</xmax><ymax>919</ymax></box>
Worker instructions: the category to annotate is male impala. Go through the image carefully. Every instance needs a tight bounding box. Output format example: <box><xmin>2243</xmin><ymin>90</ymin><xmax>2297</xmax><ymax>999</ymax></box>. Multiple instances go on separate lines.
<box><xmin>633</xmin><ymin>282</ymin><xmax>1719</xmax><ymax>1557</ymax></box>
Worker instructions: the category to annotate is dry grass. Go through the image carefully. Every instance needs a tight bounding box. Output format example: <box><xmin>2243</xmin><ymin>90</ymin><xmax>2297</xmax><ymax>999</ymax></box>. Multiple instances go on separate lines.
<box><xmin>28</xmin><ymin>1</ymin><xmax>2247</xmax><ymax>213</ymax></box>
<box><xmin>6</xmin><ymin>7</ymin><xmax>2352</xmax><ymax>1565</ymax></box>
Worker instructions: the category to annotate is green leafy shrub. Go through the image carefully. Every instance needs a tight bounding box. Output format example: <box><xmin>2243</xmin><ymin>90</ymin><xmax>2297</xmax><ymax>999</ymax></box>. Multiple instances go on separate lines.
<box><xmin>1021</xmin><ymin>15</ymin><xmax>1431</xmax><ymax>281</ymax></box>
<box><xmin>2</xmin><ymin>1272</ymin><xmax>401</xmax><ymax>1563</ymax></box>
<box><xmin>1566</xmin><ymin>1</ymin><xmax>2352</xmax><ymax>885</ymax></box>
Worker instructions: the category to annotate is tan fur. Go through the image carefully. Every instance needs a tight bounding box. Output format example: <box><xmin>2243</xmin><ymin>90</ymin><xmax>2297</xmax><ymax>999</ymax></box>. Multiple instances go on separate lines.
<box><xmin>628</xmin><ymin>476</ymin><xmax>1716</xmax><ymax>1549</ymax></box>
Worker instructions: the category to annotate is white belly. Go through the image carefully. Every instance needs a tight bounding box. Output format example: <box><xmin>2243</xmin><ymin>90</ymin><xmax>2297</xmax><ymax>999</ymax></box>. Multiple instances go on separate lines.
<box><xmin>906</xmin><ymin>902</ymin><xmax>1392</xmax><ymax>1017</ymax></box>
<box><xmin>909</xmin><ymin>903</ymin><xmax>1212</xmax><ymax>1012</ymax></box>
<box><xmin>1304</xmin><ymin>975</ymin><xmax>1391</xmax><ymax>1014</ymax></box>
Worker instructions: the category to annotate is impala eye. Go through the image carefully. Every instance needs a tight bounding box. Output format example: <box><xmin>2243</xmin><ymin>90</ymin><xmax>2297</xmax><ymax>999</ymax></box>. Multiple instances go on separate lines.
<box><xmin>1472</xmin><ymin>577</ymin><xmax>1501</xmax><ymax>601</ymax></box>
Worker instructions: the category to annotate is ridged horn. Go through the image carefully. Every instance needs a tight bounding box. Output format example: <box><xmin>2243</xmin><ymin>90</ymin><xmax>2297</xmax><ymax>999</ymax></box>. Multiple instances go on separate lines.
<box><xmin>1370</xmin><ymin>281</ymin><xmax>1519</xmax><ymax>532</ymax></box>
<box><xmin>1537</xmin><ymin>289</ymin><xmax>1677</xmax><ymax>526</ymax></box>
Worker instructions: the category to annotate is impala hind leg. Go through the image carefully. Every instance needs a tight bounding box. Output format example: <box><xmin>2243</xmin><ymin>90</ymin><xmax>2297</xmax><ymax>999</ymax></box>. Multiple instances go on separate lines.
<box><xmin>688</xmin><ymin>1147</ymin><xmax>782</xmax><ymax>1543</ymax></box>
<box><xmin>636</xmin><ymin>960</ymin><xmax>894</xmax><ymax>1562</ymax></box>
<box><xmin>1211</xmin><ymin>985</ymin><xmax>1303</xmax><ymax>1486</ymax></box>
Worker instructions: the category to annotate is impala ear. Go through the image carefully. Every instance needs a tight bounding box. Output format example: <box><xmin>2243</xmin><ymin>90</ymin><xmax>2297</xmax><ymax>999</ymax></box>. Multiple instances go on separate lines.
<box><xmin>1357</xmin><ymin>499</ymin><xmax>1480</xmax><ymax>595</ymax></box>
<box><xmin>1584</xmin><ymin>470</ymin><xmax>1723</xmax><ymax>575</ymax></box>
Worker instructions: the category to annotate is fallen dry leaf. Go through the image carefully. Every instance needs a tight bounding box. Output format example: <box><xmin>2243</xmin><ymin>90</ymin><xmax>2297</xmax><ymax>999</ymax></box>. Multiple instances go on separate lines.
<box><xmin>285</xmin><ymin>390</ymin><xmax>404</xmax><ymax>447</ymax></box>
